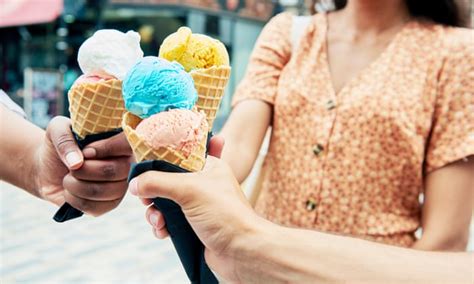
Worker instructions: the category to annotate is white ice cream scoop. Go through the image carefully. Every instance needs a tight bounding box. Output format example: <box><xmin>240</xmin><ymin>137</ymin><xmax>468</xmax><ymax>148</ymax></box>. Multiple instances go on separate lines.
<box><xmin>78</xmin><ymin>29</ymin><xmax>144</xmax><ymax>80</ymax></box>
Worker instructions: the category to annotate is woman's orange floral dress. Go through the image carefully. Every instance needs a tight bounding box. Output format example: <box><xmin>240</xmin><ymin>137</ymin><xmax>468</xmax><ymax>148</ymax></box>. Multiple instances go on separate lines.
<box><xmin>232</xmin><ymin>13</ymin><xmax>474</xmax><ymax>247</ymax></box>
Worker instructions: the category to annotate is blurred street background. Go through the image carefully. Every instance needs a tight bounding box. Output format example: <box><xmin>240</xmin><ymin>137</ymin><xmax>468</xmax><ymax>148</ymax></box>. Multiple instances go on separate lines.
<box><xmin>1</xmin><ymin>181</ymin><xmax>188</xmax><ymax>283</ymax></box>
<box><xmin>1</xmin><ymin>0</ymin><xmax>474</xmax><ymax>283</ymax></box>
<box><xmin>0</xmin><ymin>0</ymin><xmax>315</xmax><ymax>132</ymax></box>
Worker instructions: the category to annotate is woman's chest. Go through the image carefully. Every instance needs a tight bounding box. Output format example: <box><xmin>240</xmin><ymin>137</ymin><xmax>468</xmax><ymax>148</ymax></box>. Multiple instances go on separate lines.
<box><xmin>273</xmin><ymin>44</ymin><xmax>441</xmax><ymax>141</ymax></box>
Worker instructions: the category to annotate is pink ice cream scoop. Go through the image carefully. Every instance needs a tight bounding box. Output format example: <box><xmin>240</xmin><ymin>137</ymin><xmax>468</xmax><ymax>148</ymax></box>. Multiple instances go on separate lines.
<box><xmin>135</xmin><ymin>109</ymin><xmax>208</xmax><ymax>158</ymax></box>
<box><xmin>74</xmin><ymin>73</ymin><xmax>116</xmax><ymax>85</ymax></box>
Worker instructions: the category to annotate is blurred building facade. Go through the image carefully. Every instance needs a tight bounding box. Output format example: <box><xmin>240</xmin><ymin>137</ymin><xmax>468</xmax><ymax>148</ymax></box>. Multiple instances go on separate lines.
<box><xmin>1</xmin><ymin>0</ymin><xmax>471</xmax><ymax>129</ymax></box>
<box><xmin>0</xmin><ymin>0</ymin><xmax>302</xmax><ymax>130</ymax></box>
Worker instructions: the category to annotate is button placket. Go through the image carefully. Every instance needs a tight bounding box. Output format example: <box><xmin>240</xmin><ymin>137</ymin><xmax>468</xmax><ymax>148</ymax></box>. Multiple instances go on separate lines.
<box><xmin>310</xmin><ymin>98</ymin><xmax>338</xmax><ymax>225</ymax></box>
<box><xmin>307</xmin><ymin>96</ymin><xmax>338</xmax><ymax>225</ymax></box>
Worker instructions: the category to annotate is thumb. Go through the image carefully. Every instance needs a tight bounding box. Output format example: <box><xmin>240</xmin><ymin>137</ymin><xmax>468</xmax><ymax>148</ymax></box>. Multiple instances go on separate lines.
<box><xmin>46</xmin><ymin>116</ymin><xmax>84</xmax><ymax>170</ymax></box>
<box><xmin>129</xmin><ymin>171</ymin><xmax>200</xmax><ymax>207</ymax></box>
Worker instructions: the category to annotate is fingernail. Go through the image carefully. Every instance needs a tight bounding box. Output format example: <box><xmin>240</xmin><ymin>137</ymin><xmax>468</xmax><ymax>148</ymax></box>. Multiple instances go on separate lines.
<box><xmin>149</xmin><ymin>213</ymin><xmax>158</xmax><ymax>227</ymax></box>
<box><xmin>66</xmin><ymin>152</ymin><xmax>82</xmax><ymax>168</ymax></box>
<box><xmin>129</xmin><ymin>178</ymin><xmax>138</xmax><ymax>195</ymax></box>
<box><xmin>82</xmin><ymin>147</ymin><xmax>96</xmax><ymax>159</ymax></box>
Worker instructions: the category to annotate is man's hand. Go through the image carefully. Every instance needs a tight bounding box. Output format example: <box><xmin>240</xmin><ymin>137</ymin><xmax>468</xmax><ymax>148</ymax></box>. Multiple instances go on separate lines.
<box><xmin>35</xmin><ymin>116</ymin><xmax>133</xmax><ymax>216</ymax></box>
<box><xmin>128</xmin><ymin>136</ymin><xmax>267</xmax><ymax>282</ymax></box>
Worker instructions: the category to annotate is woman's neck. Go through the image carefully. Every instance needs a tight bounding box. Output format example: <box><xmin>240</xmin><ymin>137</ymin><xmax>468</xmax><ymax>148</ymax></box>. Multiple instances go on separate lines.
<box><xmin>337</xmin><ymin>0</ymin><xmax>411</xmax><ymax>34</ymax></box>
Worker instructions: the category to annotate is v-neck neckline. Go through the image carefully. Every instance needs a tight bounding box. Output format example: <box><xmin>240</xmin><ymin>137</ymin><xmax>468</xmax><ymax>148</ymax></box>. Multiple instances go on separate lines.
<box><xmin>320</xmin><ymin>13</ymin><xmax>412</xmax><ymax>97</ymax></box>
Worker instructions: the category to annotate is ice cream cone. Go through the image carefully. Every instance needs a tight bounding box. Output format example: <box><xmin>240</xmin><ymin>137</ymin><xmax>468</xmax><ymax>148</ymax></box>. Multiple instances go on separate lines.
<box><xmin>190</xmin><ymin>66</ymin><xmax>231</xmax><ymax>129</ymax></box>
<box><xmin>68</xmin><ymin>79</ymin><xmax>125</xmax><ymax>139</ymax></box>
<box><xmin>122</xmin><ymin>111</ymin><xmax>207</xmax><ymax>172</ymax></box>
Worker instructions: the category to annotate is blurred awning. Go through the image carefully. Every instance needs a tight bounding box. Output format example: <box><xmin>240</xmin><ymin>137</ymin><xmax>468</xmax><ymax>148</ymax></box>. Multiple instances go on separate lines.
<box><xmin>109</xmin><ymin>0</ymin><xmax>276</xmax><ymax>22</ymax></box>
<box><xmin>0</xmin><ymin>0</ymin><xmax>63</xmax><ymax>28</ymax></box>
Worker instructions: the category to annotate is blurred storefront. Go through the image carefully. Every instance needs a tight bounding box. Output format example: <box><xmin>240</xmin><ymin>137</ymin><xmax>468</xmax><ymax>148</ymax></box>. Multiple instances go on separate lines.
<box><xmin>0</xmin><ymin>0</ymin><xmax>296</xmax><ymax>130</ymax></box>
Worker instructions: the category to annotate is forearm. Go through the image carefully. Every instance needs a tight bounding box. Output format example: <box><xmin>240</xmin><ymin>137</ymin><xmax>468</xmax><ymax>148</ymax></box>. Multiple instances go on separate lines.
<box><xmin>220</xmin><ymin>138</ymin><xmax>260</xmax><ymax>183</ymax></box>
<box><xmin>233</xmin><ymin>220</ymin><xmax>473</xmax><ymax>283</ymax></box>
<box><xmin>219</xmin><ymin>100</ymin><xmax>272</xmax><ymax>183</ymax></box>
<box><xmin>415</xmin><ymin>159</ymin><xmax>473</xmax><ymax>252</ymax></box>
<box><xmin>0</xmin><ymin>105</ymin><xmax>44</xmax><ymax>196</ymax></box>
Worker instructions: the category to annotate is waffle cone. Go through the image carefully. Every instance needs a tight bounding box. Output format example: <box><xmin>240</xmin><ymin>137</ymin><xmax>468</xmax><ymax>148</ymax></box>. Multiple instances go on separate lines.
<box><xmin>68</xmin><ymin>79</ymin><xmax>125</xmax><ymax>139</ymax></box>
<box><xmin>190</xmin><ymin>66</ymin><xmax>231</xmax><ymax>129</ymax></box>
<box><xmin>122</xmin><ymin>112</ymin><xmax>208</xmax><ymax>172</ymax></box>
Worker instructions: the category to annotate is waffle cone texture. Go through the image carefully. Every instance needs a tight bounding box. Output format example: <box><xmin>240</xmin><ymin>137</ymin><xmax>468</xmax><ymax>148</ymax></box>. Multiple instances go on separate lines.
<box><xmin>122</xmin><ymin>111</ymin><xmax>208</xmax><ymax>172</ymax></box>
<box><xmin>190</xmin><ymin>66</ymin><xmax>231</xmax><ymax>129</ymax></box>
<box><xmin>68</xmin><ymin>79</ymin><xmax>125</xmax><ymax>139</ymax></box>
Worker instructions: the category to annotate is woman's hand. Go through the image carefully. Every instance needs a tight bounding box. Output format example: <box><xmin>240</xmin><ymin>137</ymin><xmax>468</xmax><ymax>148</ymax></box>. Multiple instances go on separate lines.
<box><xmin>129</xmin><ymin>136</ymin><xmax>267</xmax><ymax>282</ymax></box>
<box><xmin>35</xmin><ymin>116</ymin><xmax>133</xmax><ymax>216</ymax></box>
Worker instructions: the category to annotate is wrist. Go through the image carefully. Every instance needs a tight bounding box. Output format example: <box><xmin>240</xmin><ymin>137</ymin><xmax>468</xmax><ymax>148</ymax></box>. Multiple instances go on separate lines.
<box><xmin>228</xmin><ymin>216</ymin><xmax>285</xmax><ymax>281</ymax></box>
<box><xmin>25</xmin><ymin>141</ymin><xmax>43</xmax><ymax>198</ymax></box>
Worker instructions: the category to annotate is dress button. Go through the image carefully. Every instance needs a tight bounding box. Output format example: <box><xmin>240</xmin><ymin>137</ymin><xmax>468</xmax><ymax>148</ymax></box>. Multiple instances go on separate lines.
<box><xmin>306</xmin><ymin>199</ymin><xmax>317</xmax><ymax>211</ymax></box>
<box><xmin>312</xmin><ymin>144</ymin><xmax>324</xmax><ymax>156</ymax></box>
<box><xmin>326</xmin><ymin>99</ymin><xmax>336</xmax><ymax>110</ymax></box>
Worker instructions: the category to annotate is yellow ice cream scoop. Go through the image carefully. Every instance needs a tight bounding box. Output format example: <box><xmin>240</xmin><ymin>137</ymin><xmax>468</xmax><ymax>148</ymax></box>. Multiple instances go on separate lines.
<box><xmin>159</xmin><ymin>27</ymin><xmax>229</xmax><ymax>72</ymax></box>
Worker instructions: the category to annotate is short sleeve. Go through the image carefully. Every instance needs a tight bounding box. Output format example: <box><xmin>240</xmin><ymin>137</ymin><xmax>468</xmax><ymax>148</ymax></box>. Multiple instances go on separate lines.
<box><xmin>0</xmin><ymin>89</ymin><xmax>26</xmax><ymax>118</ymax></box>
<box><xmin>424</xmin><ymin>29</ymin><xmax>474</xmax><ymax>173</ymax></box>
<box><xmin>232</xmin><ymin>13</ymin><xmax>292</xmax><ymax>106</ymax></box>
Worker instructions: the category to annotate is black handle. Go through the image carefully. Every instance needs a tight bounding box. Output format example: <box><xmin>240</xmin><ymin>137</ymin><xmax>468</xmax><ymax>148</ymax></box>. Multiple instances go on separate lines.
<box><xmin>53</xmin><ymin>128</ymin><xmax>123</xmax><ymax>223</ymax></box>
<box><xmin>128</xmin><ymin>160</ymin><xmax>218</xmax><ymax>284</ymax></box>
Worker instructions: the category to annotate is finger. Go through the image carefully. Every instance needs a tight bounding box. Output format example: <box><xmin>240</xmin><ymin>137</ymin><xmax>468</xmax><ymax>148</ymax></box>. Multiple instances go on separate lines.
<box><xmin>128</xmin><ymin>171</ymin><xmax>199</xmax><ymax>205</ymax></box>
<box><xmin>140</xmin><ymin>198</ymin><xmax>153</xmax><ymax>205</ymax></box>
<box><xmin>146</xmin><ymin>205</ymin><xmax>166</xmax><ymax>230</ymax></box>
<box><xmin>70</xmin><ymin>157</ymin><xmax>131</xmax><ymax>182</ymax></box>
<box><xmin>63</xmin><ymin>174</ymin><xmax>128</xmax><ymax>201</ymax></box>
<box><xmin>153</xmin><ymin>227</ymin><xmax>170</xmax><ymax>239</ymax></box>
<box><xmin>208</xmin><ymin>135</ymin><xmax>225</xmax><ymax>158</ymax></box>
<box><xmin>82</xmin><ymin>133</ymin><xmax>132</xmax><ymax>159</ymax></box>
<box><xmin>46</xmin><ymin>116</ymin><xmax>83</xmax><ymax>170</ymax></box>
<box><xmin>63</xmin><ymin>190</ymin><xmax>123</xmax><ymax>217</ymax></box>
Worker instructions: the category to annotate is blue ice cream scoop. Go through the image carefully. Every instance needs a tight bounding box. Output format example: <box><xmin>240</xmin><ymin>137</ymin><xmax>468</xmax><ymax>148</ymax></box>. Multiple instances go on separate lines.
<box><xmin>123</xmin><ymin>56</ymin><xmax>197</xmax><ymax>118</ymax></box>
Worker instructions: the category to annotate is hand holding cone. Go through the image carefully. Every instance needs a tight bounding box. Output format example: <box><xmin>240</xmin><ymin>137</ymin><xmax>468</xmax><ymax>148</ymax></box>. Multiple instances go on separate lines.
<box><xmin>121</xmin><ymin>26</ymin><xmax>231</xmax><ymax>284</ymax></box>
<box><xmin>53</xmin><ymin>29</ymin><xmax>143</xmax><ymax>222</ymax></box>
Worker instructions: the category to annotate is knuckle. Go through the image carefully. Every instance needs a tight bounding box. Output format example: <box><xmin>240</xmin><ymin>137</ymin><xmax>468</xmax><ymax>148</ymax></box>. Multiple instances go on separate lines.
<box><xmin>139</xmin><ymin>173</ymin><xmax>153</xmax><ymax>194</ymax></box>
<box><xmin>55</xmin><ymin>133</ymin><xmax>76</xmax><ymax>153</ymax></box>
<box><xmin>101</xmin><ymin>164</ymin><xmax>116</xmax><ymax>179</ymax></box>
<box><xmin>94</xmin><ymin>140</ymin><xmax>112</xmax><ymax>157</ymax></box>
<box><xmin>78</xmin><ymin>198</ymin><xmax>91</xmax><ymax>212</ymax></box>
<box><xmin>116</xmin><ymin>181</ymin><xmax>128</xmax><ymax>195</ymax></box>
<box><xmin>71</xmin><ymin>196</ymin><xmax>91</xmax><ymax>213</ymax></box>
<box><xmin>96</xmin><ymin>199</ymin><xmax>121</xmax><ymax>217</ymax></box>
<box><xmin>86</xmin><ymin>183</ymin><xmax>103</xmax><ymax>198</ymax></box>
<box><xmin>111</xmin><ymin>198</ymin><xmax>122</xmax><ymax>209</ymax></box>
